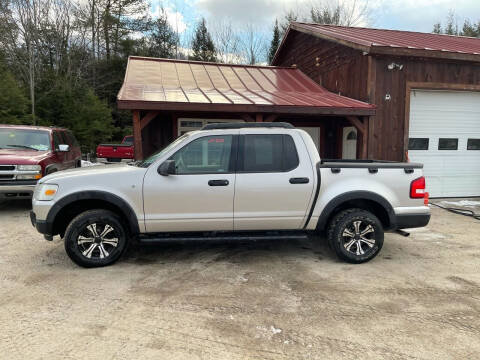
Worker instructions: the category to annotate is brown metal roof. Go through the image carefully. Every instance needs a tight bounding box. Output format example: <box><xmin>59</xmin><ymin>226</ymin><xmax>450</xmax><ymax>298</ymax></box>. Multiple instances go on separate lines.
<box><xmin>117</xmin><ymin>56</ymin><xmax>375</xmax><ymax>116</ymax></box>
<box><xmin>278</xmin><ymin>23</ymin><xmax>480</xmax><ymax>62</ymax></box>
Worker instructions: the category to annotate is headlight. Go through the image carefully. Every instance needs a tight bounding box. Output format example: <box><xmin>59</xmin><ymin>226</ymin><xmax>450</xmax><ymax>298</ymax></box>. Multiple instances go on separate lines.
<box><xmin>18</xmin><ymin>165</ymin><xmax>41</xmax><ymax>171</ymax></box>
<box><xmin>17</xmin><ymin>174</ymin><xmax>42</xmax><ymax>180</ymax></box>
<box><xmin>34</xmin><ymin>184</ymin><xmax>59</xmax><ymax>201</ymax></box>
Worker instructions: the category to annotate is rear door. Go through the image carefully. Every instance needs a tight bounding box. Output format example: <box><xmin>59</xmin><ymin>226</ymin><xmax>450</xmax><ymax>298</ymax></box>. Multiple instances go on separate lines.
<box><xmin>233</xmin><ymin>130</ymin><xmax>315</xmax><ymax>230</ymax></box>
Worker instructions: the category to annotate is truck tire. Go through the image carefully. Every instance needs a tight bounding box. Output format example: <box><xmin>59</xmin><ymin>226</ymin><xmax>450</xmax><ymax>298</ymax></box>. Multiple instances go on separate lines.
<box><xmin>64</xmin><ymin>209</ymin><xmax>128</xmax><ymax>268</ymax></box>
<box><xmin>327</xmin><ymin>208</ymin><xmax>384</xmax><ymax>263</ymax></box>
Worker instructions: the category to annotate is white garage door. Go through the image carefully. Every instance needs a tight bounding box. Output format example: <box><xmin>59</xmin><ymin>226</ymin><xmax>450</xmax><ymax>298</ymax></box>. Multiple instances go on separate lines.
<box><xmin>408</xmin><ymin>90</ymin><xmax>480</xmax><ymax>198</ymax></box>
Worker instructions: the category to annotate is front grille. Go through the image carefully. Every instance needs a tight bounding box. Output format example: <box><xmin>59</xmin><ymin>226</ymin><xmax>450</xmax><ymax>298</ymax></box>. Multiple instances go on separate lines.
<box><xmin>0</xmin><ymin>175</ymin><xmax>14</xmax><ymax>180</ymax></box>
<box><xmin>0</xmin><ymin>165</ymin><xmax>15</xmax><ymax>171</ymax></box>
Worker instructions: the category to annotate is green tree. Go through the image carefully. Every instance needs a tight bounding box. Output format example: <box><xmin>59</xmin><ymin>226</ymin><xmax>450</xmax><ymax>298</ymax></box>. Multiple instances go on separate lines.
<box><xmin>0</xmin><ymin>62</ymin><xmax>29</xmax><ymax>124</ymax></box>
<box><xmin>148</xmin><ymin>8</ymin><xmax>178</xmax><ymax>58</ymax></box>
<box><xmin>461</xmin><ymin>19</ymin><xmax>480</xmax><ymax>37</ymax></box>
<box><xmin>190</xmin><ymin>18</ymin><xmax>216</xmax><ymax>62</ymax></box>
<box><xmin>432</xmin><ymin>22</ymin><xmax>442</xmax><ymax>34</ymax></box>
<box><xmin>268</xmin><ymin>20</ymin><xmax>281</xmax><ymax>64</ymax></box>
<box><xmin>36</xmin><ymin>78</ymin><xmax>114</xmax><ymax>153</ymax></box>
<box><xmin>311</xmin><ymin>6</ymin><xmax>341</xmax><ymax>25</ymax></box>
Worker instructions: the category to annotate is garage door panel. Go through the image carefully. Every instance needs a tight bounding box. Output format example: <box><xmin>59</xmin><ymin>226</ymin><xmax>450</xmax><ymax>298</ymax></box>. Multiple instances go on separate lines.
<box><xmin>409</xmin><ymin>90</ymin><xmax>480</xmax><ymax>198</ymax></box>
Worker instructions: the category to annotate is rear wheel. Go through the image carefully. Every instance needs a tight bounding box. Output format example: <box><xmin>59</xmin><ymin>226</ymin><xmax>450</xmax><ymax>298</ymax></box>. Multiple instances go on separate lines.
<box><xmin>327</xmin><ymin>208</ymin><xmax>384</xmax><ymax>263</ymax></box>
<box><xmin>64</xmin><ymin>210</ymin><xmax>127</xmax><ymax>268</ymax></box>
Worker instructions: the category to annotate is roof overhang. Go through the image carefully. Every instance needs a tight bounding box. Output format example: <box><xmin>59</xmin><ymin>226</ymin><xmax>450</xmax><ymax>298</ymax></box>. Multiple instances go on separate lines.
<box><xmin>273</xmin><ymin>23</ymin><xmax>480</xmax><ymax>64</ymax></box>
<box><xmin>117</xmin><ymin>56</ymin><xmax>375</xmax><ymax>116</ymax></box>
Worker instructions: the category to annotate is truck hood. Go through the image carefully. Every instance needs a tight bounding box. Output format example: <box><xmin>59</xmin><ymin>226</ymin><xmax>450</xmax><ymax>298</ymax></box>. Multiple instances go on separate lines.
<box><xmin>39</xmin><ymin>163</ymin><xmax>146</xmax><ymax>184</ymax></box>
<box><xmin>0</xmin><ymin>149</ymin><xmax>51</xmax><ymax>164</ymax></box>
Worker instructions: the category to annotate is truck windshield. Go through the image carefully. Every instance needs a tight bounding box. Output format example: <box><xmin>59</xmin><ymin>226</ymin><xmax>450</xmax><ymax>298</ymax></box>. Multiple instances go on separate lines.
<box><xmin>0</xmin><ymin>128</ymin><xmax>51</xmax><ymax>151</ymax></box>
<box><xmin>135</xmin><ymin>133</ymin><xmax>190</xmax><ymax>168</ymax></box>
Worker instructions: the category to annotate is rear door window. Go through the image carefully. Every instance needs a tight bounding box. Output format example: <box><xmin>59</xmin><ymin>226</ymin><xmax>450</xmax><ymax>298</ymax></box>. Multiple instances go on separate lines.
<box><xmin>240</xmin><ymin>134</ymin><xmax>299</xmax><ymax>172</ymax></box>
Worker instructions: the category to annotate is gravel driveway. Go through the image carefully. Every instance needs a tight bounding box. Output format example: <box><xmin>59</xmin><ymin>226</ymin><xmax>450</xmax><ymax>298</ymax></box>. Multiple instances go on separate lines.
<box><xmin>1</xmin><ymin>199</ymin><xmax>479</xmax><ymax>359</ymax></box>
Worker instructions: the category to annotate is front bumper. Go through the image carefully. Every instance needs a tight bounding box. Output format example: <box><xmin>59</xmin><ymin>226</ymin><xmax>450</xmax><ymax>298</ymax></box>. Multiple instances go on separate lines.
<box><xmin>0</xmin><ymin>181</ymin><xmax>37</xmax><ymax>198</ymax></box>
<box><xmin>30</xmin><ymin>210</ymin><xmax>53</xmax><ymax>240</ymax></box>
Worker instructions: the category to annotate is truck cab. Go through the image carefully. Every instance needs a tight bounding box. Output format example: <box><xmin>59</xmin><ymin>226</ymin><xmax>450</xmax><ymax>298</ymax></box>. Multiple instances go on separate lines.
<box><xmin>0</xmin><ymin>125</ymin><xmax>82</xmax><ymax>198</ymax></box>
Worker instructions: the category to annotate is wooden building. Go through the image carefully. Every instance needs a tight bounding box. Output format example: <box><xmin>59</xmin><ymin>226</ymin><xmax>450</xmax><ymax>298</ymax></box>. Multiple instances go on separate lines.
<box><xmin>117</xmin><ymin>56</ymin><xmax>374</xmax><ymax>161</ymax></box>
<box><xmin>273</xmin><ymin>23</ymin><xmax>480</xmax><ymax>197</ymax></box>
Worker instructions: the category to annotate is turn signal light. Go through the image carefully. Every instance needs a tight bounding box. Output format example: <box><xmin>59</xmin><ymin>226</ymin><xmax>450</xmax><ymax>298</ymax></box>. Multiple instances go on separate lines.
<box><xmin>410</xmin><ymin>176</ymin><xmax>426</xmax><ymax>199</ymax></box>
<box><xmin>44</xmin><ymin>189</ymin><xmax>56</xmax><ymax>196</ymax></box>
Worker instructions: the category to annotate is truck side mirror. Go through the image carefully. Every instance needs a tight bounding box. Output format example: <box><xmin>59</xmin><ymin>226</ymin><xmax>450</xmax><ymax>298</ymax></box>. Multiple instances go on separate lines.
<box><xmin>158</xmin><ymin>160</ymin><xmax>176</xmax><ymax>176</ymax></box>
<box><xmin>58</xmin><ymin>144</ymin><xmax>70</xmax><ymax>152</ymax></box>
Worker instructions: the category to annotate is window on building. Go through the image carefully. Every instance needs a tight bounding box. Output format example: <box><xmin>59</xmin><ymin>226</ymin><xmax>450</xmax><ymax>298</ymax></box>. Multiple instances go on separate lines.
<box><xmin>408</xmin><ymin>138</ymin><xmax>429</xmax><ymax>150</ymax></box>
<box><xmin>170</xmin><ymin>135</ymin><xmax>233</xmax><ymax>174</ymax></box>
<box><xmin>177</xmin><ymin>118</ymin><xmax>244</xmax><ymax>136</ymax></box>
<box><xmin>438</xmin><ymin>138</ymin><xmax>458</xmax><ymax>150</ymax></box>
<box><xmin>241</xmin><ymin>134</ymin><xmax>299</xmax><ymax>172</ymax></box>
<box><xmin>467</xmin><ymin>139</ymin><xmax>480</xmax><ymax>150</ymax></box>
<box><xmin>346</xmin><ymin>130</ymin><xmax>357</xmax><ymax>140</ymax></box>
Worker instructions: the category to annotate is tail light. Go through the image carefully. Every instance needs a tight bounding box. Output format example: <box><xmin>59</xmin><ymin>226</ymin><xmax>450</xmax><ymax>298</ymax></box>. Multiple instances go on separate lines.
<box><xmin>410</xmin><ymin>176</ymin><xmax>425</xmax><ymax>198</ymax></box>
<box><xmin>424</xmin><ymin>192</ymin><xmax>429</xmax><ymax>205</ymax></box>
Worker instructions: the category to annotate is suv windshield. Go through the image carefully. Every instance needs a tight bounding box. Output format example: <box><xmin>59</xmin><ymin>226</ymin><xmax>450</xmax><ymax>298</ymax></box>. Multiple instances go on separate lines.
<box><xmin>0</xmin><ymin>128</ymin><xmax>51</xmax><ymax>151</ymax></box>
<box><xmin>135</xmin><ymin>134</ymin><xmax>190</xmax><ymax>168</ymax></box>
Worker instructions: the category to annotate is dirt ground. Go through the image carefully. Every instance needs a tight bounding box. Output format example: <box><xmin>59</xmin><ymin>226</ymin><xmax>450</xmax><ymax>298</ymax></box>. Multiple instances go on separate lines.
<box><xmin>1</xmin><ymin>199</ymin><xmax>479</xmax><ymax>360</ymax></box>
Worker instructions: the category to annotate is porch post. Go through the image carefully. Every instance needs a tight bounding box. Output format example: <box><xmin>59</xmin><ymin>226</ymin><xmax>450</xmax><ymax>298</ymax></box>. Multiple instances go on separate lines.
<box><xmin>133</xmin><ymin>110</ymin><xmax>143</xmax><ymax>160</ymax></box>
<box><xmin>346</xmin><ymin>116</ymin><xmax>368</xmax><ymax>159</ymax></box>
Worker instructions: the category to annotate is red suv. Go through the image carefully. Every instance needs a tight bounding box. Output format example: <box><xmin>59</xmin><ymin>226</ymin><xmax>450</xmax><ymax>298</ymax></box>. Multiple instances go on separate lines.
<box><xmin>0</xmin><ymin>125</ymin><xmax>82</xmax><ymax>198</ymax></box>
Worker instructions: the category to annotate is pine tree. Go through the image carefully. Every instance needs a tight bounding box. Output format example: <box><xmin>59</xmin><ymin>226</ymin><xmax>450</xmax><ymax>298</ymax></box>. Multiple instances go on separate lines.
<box><xmin>149</xmin><ymin>8</ymin><xmax>178</xmax><ymax>58</ymax></box>
<box><xmin>190</xmin><ymin>18</ymin><xmax>217</xmax><ymax>62</ymax></box>
<box><xmin>0</xmin><ymin>62</ymin><xmax>29</xmax><ymax>124</ymax></box>
<box><xmin>432</xmin><ymin>22</ymin><xmax>442</xmax><ymax>34</ymax></box>
<box><xmin>268</xmin><ymin>20</ymin><xmax>281</xmax><ymax>65</ymax></box>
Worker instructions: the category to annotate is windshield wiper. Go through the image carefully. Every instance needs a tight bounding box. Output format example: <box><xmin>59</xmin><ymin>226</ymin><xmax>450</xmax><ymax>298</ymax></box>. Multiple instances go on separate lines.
<box><xmin>6</xmin><ymin>144</ymin><xmax>40</xmax><ymax>151</ymax></box>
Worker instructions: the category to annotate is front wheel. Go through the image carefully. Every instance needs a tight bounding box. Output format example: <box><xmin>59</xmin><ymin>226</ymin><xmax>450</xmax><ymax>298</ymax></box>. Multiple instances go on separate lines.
<box><xmin>64</xmin><ymin>210</ymin><xmax>128</xmax><ymax>268</ymax></box>
<box><xmin>327</xmin><ymin>208</ymin><xmax>384</xmax><ymax>263</ymax></box>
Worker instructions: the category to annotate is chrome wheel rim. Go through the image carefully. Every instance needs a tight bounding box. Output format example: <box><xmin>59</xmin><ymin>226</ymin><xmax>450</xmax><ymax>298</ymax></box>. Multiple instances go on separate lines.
<box><xmin>77</xmin><ymin>222</ymin><xmax>119</xmax><ymax>259</ymax></box>
<box><xmin>342</xmin><ymin>220</ymin><xmax>376</xmax><ymax>256</ymax></box>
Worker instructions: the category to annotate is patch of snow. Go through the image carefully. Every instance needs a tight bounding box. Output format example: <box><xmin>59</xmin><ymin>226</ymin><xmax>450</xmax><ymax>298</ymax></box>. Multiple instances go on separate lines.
<box><xmin>270</xmin><ymin>325</ymin><xmax>282</xmax><ymax>334</ymax></box>
<box><xmin>81</xmin><ymin>160</ymin><xmax>101</xmax><ymax>167</ymax></box>
<box><xmin>441</xmin><ymin>200</ymin><xmax>480</xmax><ymax>208</ymax></box>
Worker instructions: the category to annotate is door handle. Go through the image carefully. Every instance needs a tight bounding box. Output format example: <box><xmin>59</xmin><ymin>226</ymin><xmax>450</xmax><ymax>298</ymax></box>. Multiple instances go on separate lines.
<box><xmin>289</xmin><ymin>177</ymin><xmax>309</xmax><ymax>184</ymax></box>
<box><xmin>208</xmin><ymin>179</ymin><xmax>229</xmax><ymax>186</ymax></box>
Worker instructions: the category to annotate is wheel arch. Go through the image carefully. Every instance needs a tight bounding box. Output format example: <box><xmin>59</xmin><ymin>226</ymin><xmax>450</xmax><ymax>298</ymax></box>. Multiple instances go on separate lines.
<box><xmin>316</xmin><ymin>191</ymin><xmax>396</xmax><ymax>231</ymax></box>
<box><xmin>48</xmin><ymin>191</ymin><xmax>140</xmax><ymax>237</ymax></box>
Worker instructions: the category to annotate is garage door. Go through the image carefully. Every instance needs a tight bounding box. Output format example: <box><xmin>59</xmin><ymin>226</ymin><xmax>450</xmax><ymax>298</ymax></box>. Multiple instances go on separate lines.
<box><xmin>408</xmin><ymin>90</ymin><xmax>480</xmax><ymax>198</ymax></box>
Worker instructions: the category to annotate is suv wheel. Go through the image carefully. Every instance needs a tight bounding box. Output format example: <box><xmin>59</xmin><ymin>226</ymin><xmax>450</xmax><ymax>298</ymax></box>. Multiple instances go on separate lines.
<box><xmin>64</xmin><ymin>210</ymin><xmax>127</xmax><ymax>268</ymax></box>
<box><xmin>327</xmin><ymin>208</ymin><xmax>384</xmax><ymax>263</ymax></box>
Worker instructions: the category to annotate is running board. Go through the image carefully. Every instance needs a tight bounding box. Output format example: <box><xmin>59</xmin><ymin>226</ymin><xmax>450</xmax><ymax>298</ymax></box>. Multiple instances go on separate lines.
<box><xmin>138</xmin><ymin>232</ymin><xmax>309</xmax><ymax>243</ymax></box>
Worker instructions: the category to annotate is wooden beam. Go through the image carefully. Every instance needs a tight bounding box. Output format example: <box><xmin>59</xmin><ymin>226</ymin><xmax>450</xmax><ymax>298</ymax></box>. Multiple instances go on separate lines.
<box><xmin>242</xmin><ymin>114</ymin><xmax>255</xmax><ymax>122</ymax></box>
<box><xmin>140</xmin><ymin>111</ymin><xmax>159</xmax><ymax>130</ymax></box>
<box><xmin>132</xmin><ymin>110</ymin><xmax>143</xmax><ymax>160</ymax></box>
<box><xmin>361</xmin><ymin>116</ymin><xmax>368</xmax><ymax>159</ymax></box>
<box><xmin>255</xmin><ymin>113</ymin><xmax>263</xmax><ymax>122</ymax></box>
<box><xmin>346</xmin><ymin>116</ymin><xmax>366</xmax><ymax>135</ymax></box>
<box><xmin>264</xmin><ymin>114</ymin><xmax>278</xmax><ymax>122</ymax></box>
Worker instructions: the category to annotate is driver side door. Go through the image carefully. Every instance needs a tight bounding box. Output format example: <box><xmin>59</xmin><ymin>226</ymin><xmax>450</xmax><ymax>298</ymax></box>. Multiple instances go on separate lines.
<box><xmin>143</xmin><ymin>134</ymin><xmax>237</xmax><ymax>233</ymax></box>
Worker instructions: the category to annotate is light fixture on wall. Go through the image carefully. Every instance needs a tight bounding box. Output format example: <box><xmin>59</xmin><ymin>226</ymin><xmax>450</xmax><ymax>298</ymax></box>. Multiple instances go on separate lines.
<box><xmin>387</xmin><ymin>62</ymin><xmax>404</xmax><ymax>70</ymax></box>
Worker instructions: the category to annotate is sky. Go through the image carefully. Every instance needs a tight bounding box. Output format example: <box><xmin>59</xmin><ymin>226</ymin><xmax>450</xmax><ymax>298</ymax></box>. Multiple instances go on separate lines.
<box><xmin>152</xmin><ymin>0</ymin><xmax>480</xmax><ymax>37</ymax></box>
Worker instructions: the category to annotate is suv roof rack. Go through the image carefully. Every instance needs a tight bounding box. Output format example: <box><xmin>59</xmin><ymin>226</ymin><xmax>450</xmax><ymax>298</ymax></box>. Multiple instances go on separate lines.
<box><xmin>202</xmin><ymin>122</ymin><xmax>294</xmax><ymax>130</ymax></box>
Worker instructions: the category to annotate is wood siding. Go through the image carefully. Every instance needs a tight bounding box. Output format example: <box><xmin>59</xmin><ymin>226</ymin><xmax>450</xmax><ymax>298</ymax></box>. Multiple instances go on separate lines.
<box><xmin>274</xmin><ymin>31</ymin><xmax>369</xmax><ymax>102</ymax></box>
<box><xmin>275</xmin><ymin>30</ymin><xmax>480</xmax><ymax>161</ymax></box>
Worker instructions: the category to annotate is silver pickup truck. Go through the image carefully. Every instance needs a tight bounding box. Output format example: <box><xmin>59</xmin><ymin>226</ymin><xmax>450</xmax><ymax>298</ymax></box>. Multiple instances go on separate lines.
<box><xmin>30</xmin><ymin>123</ymin><xmax>430</xmax><ymax>267</ymax></box>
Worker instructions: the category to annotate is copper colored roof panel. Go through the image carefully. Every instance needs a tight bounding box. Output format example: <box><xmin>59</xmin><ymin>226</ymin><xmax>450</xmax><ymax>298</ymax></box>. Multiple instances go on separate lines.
<box><xmin>289</xmin><ymin>23</ymin><xmax>480</xmax><ymax>60</ymax></box>
<box><xmin>117</xmin><ymin>56</ymin><xmax>375</xmax><ymax>115</ymax></box>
